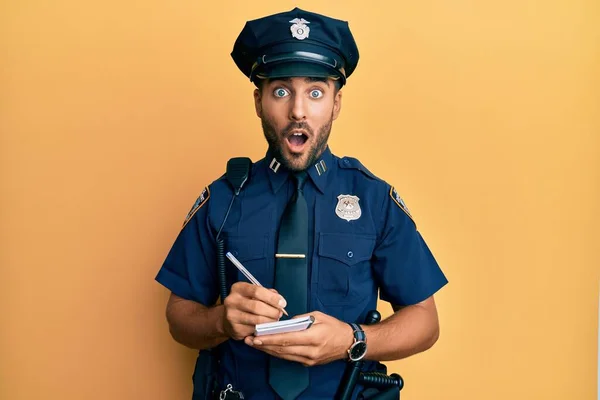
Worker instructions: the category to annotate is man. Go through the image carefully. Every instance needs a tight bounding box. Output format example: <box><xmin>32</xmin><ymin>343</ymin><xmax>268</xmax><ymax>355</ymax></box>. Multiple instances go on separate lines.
<box><xmin>155</xmin><ymin>8</ymin><xmax>448</xmax><ymax>400</ymax></box>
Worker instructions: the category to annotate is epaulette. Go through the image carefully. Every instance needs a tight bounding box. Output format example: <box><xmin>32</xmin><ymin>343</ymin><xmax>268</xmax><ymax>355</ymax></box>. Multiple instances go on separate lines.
<box><xmin>338</xmin><ymin>157</ymin><xmax>382</xmax><ymax>181</ymax></box>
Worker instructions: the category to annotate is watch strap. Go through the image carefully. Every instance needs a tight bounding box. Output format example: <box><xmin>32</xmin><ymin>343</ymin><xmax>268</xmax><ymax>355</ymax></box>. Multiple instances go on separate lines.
<box><xmin>349</xmin><ymin>323</ymin><xmax>366</xmax><ymax>342</ymax></box>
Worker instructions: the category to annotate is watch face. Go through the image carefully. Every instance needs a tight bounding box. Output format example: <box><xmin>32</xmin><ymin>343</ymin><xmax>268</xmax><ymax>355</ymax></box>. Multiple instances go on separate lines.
<box><xmin>350</xmin><ymin>341</ymin><xmax>367</xmax><ymax>360</ymax></box>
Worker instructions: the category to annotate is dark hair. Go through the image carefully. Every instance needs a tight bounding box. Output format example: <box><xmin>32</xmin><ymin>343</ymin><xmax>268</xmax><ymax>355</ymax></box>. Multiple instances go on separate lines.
<box><xmin>255</xmin><ymin>77</ymin><xmax>342</xmax><ymax>93</ymax></box>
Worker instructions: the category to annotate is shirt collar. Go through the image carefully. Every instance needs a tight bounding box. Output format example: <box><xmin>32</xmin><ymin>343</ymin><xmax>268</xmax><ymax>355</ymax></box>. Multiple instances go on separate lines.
<box><xmin>266</xmin><ymin>152</ymin><xmax>288</xmax><ymax>194</ymax></box>
<box><xmin>265</xmin><ymin>146</ymin><xmax>333</xmax><ymax>194</ymax></box>
<box><xmin>305</xmin><ymin>146</ymin><xmax>332</xmax><ymax>194</ymax></box>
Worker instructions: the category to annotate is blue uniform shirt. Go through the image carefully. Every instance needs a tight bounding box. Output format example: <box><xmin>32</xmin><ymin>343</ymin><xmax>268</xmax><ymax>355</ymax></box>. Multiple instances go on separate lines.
<box><xmin>156</xmin><ymin>147</ymin><xmax>447</xmax><ymax>399</ymax></box>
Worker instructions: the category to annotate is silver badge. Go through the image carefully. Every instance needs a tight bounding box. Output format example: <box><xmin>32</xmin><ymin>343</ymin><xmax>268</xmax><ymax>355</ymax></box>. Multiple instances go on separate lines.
<box><xmin>336</xmin><ymin>194</ymin><xmax>361</xmax><ymax>221</ymax></box>
<box><xmin>289</xmin><ymin>18</ymin><xmax>310</xmax><ymax>40</ymax></box>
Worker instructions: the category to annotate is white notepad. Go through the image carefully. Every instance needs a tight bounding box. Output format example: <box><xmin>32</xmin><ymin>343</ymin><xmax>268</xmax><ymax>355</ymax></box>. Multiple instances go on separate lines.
<box><xmin>255</xmin><ymin>315</ymin><xmax>315</xmax><ymax>336</ymax></box>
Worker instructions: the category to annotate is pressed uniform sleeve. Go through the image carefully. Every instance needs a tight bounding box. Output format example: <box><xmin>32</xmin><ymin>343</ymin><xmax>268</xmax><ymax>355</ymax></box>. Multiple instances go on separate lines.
<box><xmin>155</xmin><ymin>190</ymin><xmax>219</xmax><ymax>306</ymax></box>
<box><xmin>372</xmin><ymin>186</ymin><xmax>448</xmax><ymax>306</ymax></box>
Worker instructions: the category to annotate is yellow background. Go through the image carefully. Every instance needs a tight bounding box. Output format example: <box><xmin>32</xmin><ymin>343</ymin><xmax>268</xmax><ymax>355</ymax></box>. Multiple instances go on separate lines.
<box><xmin>1</xmin><ymin>0</ymin><xmax>599</xmax><ymax>399</ymax></box>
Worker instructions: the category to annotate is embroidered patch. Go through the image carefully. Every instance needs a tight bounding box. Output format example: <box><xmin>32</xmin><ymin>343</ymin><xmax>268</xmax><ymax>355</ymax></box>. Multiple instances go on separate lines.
<box><xmin>335</xmin><ymin>194</ymin><xmax>362</xmax><ymax>222</ymax></box>
<box><xmin>390</xmin><ymin>187</ymin><xmax>414</xmax><ymax>223</ymax></box>
<box><xmin>182</xmin><ymin>187</ymin><xmax>210</xmax><ymax>228</ymax></box>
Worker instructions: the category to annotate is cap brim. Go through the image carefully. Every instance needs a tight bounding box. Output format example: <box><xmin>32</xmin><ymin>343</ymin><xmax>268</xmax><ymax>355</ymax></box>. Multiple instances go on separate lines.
<box><xmin>255</xmin><ymin>62</ymin><xmax>341</xmax><ymax>81</ymax></box>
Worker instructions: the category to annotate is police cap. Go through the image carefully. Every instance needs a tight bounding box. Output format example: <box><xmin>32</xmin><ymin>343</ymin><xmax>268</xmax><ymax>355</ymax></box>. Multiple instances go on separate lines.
<box><xmin>231</xmin><ymin>8</ymin><xmax>359</xmax><ymax>86</ymax></box>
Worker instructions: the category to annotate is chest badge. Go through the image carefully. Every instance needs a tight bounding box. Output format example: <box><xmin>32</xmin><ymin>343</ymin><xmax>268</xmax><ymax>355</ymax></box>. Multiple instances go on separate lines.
<box><xmin>336</xmin><ymin>194</ymin><xmax>362</xmax><ymax>222</ymax></box>
<box><xmin>289</xmin><ymin>18</ymin><xmax>310</xmax><ymax>40</ymax></box>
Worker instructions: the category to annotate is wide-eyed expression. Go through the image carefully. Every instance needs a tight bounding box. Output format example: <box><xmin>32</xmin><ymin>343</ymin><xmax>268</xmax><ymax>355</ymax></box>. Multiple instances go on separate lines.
<box><xmin>255</xmin><ymin>77</ymin><xmax>342</xmax><ymax>171</ymax></box>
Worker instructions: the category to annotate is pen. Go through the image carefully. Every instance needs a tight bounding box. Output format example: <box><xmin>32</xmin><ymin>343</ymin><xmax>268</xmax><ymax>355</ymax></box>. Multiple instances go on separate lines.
<box><xmin>225</xmin><ymin>251</ymin><xmax>289</xmax><ymax>317</ymax></box>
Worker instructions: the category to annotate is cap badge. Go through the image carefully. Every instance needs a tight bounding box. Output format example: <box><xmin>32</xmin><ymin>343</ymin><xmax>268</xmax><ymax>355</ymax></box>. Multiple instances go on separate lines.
<box><xmin>335</xmin><ymin>194</ymin><xmax>361</xmax><ymax>222</ymax></box>
<box><xmin>289</xmin><ymin>18</ymin><xmax>310</xmax><ymax>40</ymax></box>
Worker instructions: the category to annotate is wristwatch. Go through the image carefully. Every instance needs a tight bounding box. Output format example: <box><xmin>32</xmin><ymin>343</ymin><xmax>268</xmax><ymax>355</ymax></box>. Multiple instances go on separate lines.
<box><xmin>347</xmin><ymin>323</ymin><xmax>367</xmax><ymax>362</ymax></box>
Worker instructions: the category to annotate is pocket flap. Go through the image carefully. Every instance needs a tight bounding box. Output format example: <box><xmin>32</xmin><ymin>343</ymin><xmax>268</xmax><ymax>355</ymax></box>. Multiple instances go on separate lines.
<box><xmin>318</xmin><ymin>233</ymin><xmax>375</xmax><ymax>266</ymax></box>
<box><xmin>227</xmin><ymin>234</ymin><xmax>268</xmax><ymax>262</ymax></box>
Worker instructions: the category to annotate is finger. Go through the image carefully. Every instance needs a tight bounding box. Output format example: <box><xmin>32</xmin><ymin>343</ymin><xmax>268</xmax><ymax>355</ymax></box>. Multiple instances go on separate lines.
<box><xmin>251</xmin><ymin>329</ymin><xmax>316</xmax><ymax>346</ymax></box>
<box><xmin>267</xmin><ymin>289</ymin><xmax>285</xmax><ymax>315</ymax></box>
<box><xmin>228</xmin><ymin>284</ymin><xmax>284</xmax><ymax>319</ymax></box>
<box><xmin>236</xmin><ymin>298</ymin><xmax>283</xmax><ymax>320</ymax></box>
<box><xmin>228</xmin><ymin>308</ymin><xmax>280</xmax><ymax>326</ymax></box>
<box><xmin>291</xmin><ymin>312</ymin><xmax>322</xmax><ymax>323</ymax></box>
<box><xmin>235</xmin><ymin>284</ymin><xmax>287</xmax><ymax>310</ymax></box>
<box><xmin>230</xmin><ymin>282</ymin><xmax>254</xmax><ymax>295</ymax></box>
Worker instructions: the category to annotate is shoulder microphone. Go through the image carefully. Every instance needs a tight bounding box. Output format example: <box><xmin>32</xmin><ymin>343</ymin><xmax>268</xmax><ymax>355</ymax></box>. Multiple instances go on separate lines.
<box><xmin>216</xmin><ymin>157</ymin><xmax>253</xmax><ymax>300</ymax></box>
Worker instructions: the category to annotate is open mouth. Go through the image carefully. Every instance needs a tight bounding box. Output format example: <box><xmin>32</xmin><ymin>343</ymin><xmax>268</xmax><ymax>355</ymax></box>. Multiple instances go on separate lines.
<box><xmin>285</xmin><ymin>131</ymin><xmax>309</xmax><ymax>153</ymax></box>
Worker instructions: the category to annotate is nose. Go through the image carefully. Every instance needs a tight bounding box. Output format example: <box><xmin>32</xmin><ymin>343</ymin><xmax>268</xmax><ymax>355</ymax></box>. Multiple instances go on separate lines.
<box><xmin>289</xmin><ymin>94</ymin><xmax>306</xmax><ymax>121</ymax></box>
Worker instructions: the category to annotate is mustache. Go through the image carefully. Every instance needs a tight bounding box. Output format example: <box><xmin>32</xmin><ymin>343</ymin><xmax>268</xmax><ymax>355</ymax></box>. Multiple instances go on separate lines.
<box><xmin>283</xmin><ymin>122</ymin><xmax>313</xmax><ymax>136</ymax></box>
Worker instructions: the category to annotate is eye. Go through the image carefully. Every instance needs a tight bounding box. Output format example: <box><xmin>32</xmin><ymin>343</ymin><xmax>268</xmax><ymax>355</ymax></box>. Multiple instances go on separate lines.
<box><xmin>273</xmin><ymin>88</ymin><xmax>290</xmax><ymax>98</ymax></box>
<box><xmin>310</xmin><ymin>89</ymin><xmax>324</xmax><ymax>99</ymax></box>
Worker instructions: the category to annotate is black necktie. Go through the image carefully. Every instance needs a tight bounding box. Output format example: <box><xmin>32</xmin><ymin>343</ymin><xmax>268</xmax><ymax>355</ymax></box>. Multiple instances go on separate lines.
<box><xmin>269</xmin><ymin>172</ymin><xmax>309</xmax><ymax>399</ymax></box>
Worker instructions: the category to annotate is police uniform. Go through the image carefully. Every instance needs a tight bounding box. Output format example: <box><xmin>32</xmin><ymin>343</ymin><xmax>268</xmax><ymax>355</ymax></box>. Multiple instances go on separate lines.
<box><xmin>155</xmin><ymin>8</ymin><xmax>447</xmax><ymax>400</ymax></box>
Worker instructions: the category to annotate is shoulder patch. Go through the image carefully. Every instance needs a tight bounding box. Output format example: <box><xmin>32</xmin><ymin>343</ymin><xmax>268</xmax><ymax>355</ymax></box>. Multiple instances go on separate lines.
<box><xmin>182</xmin><ymin>186</ymin><xmax>210</xmax><ymax>228</ymax></box>
<box><xmin>338</xmin><ymin>157</ymin><xmax>381</xmax><ymax>181</ymax></box>
<box><xmin>390</xmin><ymin>187</ymin><xmax>415</xmax><ymax>225</ymax></box>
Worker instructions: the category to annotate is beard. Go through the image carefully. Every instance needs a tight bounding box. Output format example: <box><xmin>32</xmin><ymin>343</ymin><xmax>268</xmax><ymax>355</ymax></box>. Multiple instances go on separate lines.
<box><xmin>260</xmin><ymin>113</ymin><xmax>333</xmax><ymax>172</ymax></box>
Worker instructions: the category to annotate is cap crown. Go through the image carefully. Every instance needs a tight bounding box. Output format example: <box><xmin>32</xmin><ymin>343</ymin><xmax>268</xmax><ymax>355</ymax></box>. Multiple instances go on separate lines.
<box><xmin>231</xmin><ymin>8</ymin><xmax>359</xmax><ymax>84</ymax></box>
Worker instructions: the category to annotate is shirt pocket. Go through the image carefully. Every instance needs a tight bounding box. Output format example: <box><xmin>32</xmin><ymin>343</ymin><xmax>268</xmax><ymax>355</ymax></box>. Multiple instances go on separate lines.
<box><xmin>317</xmin><ymin>233</ymin><xmax>376</xmax><ymax>306</ymax></box>
<box><xmin>226</xmin><ymin>233</ymin><xmax>272</xmax><ymax>289</ymax></box>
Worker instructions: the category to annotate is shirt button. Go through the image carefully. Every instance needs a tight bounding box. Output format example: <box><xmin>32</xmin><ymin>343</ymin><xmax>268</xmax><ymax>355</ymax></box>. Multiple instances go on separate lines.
<box><xmin>347</xmin><ymin>251</ymin><xmax>354</xmax><ymax>258</ymax></box>
<box><xmin>344</xmin><ymin>159</ymin><xmax>350</xmax><ymax>165</ymax></box>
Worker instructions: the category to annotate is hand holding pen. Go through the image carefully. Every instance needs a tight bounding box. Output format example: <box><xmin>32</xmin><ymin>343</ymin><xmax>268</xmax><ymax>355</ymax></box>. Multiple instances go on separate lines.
<box><xmin>220</xmin><ymin>252</ymin><xmax>288</xmax><ymax>341</ymax></box>
<box><xmin>226</xmin><ymin>252</ymin><xmax>288</xmax><ymax>316</ymax></box>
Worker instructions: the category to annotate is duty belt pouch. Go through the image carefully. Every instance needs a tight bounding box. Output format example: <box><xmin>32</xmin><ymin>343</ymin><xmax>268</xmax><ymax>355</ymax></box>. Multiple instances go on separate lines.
<box><xmin>192</xmin><ymin>349</ymin><xmax>218</xmax><ymax>400</ymax></box>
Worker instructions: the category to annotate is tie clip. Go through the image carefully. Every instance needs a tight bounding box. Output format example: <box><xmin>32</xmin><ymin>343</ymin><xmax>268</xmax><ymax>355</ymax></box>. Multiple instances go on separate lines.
<box><xmin>275</xmin><ymin>253</ymin><xmax>306</xmax><ymax>259</ymax></box>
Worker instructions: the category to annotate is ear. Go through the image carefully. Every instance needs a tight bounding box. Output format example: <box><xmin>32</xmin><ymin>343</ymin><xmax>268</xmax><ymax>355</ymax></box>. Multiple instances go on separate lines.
<box><xmin>253</xmin><ymin>88</ymin><xmax>262</xmax><ymax>118</ymax></box>
<box><xmin>332</xmin><ymin>89</ymin><xmax>342</xmax><ymax>121</ymax></box>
